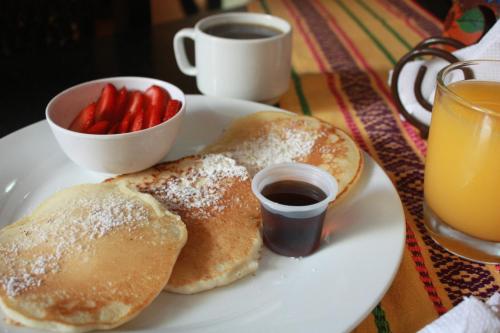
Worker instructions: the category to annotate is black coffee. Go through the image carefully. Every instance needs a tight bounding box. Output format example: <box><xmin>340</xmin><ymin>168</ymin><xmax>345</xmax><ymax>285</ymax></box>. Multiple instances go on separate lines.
<box><xmin>204</xmin><ymin>23</ymin><xmax>282</xmax><ymax>39</ymax></box>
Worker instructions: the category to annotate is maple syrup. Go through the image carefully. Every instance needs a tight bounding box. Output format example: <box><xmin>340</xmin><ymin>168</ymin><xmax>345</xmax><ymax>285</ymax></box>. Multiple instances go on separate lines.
<box><xmin>261</xmin><ymin>180</ymin><xmax>327</xmax><ymax>257</ymax></box>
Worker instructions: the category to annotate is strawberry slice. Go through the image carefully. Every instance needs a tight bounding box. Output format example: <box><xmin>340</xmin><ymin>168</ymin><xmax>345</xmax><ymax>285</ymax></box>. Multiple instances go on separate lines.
<box><xmin>95</xmin><ymin>84</ymin><xmax>117</xmax><ymax>122</ymax></box>
<box><xmin>130</xmin><ymin>108</ymin><xmax>145</xmax><ymax>132</ymax></box>
<box><xmin>107</xmin><ymin>122</ymin><xmax>119</xmax><ymax>134</ymax></box>
<box><xmin>113</xmin><ymin>87</ymin><xmax>128</xmax><ymax>123</ymax></box>
<box><xmin>145</xmin><ymin>86</ymin><xmax>169</xmax><ymax>127</ymax></box>
<box><xmin>69</xmin><ymin>103</ymin><xmax>96</xmax><ymax>133</ymax></box>
<box><xmin>86</xmin><ymin>120</ymin><xmax>110</xmax><ymax>134</ymax></box>
<box><xmin>145</xmin><ymin>85</ymin><xmax>170</xmax><ymax>106</ymax></box>
<box><xmin>118</xmin><ymin>113</ymin><xmax>133</xmax><ymax>133</ymax></box>
<box><xmin>143</xmin><ymin>95</ymin><xmax>152</xmax><ymax>128</ymax></box>
<box><xmin>124</xmin><ymin>91</ymin><xmax>144</xmax><ymax>117</ymax></box>
<box><xmin>163</xmin><ymin>99</ymin><xmax>182</xmax><ymax>122</ymax></box>
<box><xmin>145</xmin><ymin>103</ymin><xmax>165</xmax><ymax>128</ymax></box>
<box><xmin>117</xmin><ymin>91</ymin><xmax>144</xmax><ymax>133</ymax></box>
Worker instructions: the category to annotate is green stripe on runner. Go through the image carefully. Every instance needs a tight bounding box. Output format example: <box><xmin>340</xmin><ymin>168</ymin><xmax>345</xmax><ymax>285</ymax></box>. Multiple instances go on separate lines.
<box><xmin>372</xmin><ymin>304</ymin><xmax>392</xmax><ymax>333</ymax></box>
<box><xmin>356</xmin><ymin>0</ymin><xmax>413</xmax><ymax>50</ymax></box>
<box><xmin>336</xmin><ymin>0</ymin><xmax>397</xmax><ymax>65</ymax></box>
<box><xmin>291</xmin><ymin>69</ymin><xmax>312</xmax><ymax>115</ymax></box>
<box><xmin>259</xmin><ymin>0</ymin><xmax>271</xmax><ymax>14</ymax></box>
<box><xmin>259</xmin><ymin>0</ymin><xmax>311</xmax><ymax>115</ymax></box>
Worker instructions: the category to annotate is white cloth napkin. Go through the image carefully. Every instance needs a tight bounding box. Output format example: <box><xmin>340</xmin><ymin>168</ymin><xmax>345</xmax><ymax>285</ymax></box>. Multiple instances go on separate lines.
<box><xmin>393</xmin><ymin>20</ymin><xmax>500</xmax><ymax>126</ymax></box>
<box><xmin>418</xmin><ymin>292</ymin><xmax>500</xmax><ymax>333</ymax></box>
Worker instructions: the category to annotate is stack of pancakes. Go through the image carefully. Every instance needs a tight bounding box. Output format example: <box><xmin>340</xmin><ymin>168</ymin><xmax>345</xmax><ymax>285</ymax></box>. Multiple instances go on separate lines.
<box><xmin>0</xmin><ymin>111</ymin><xmax>362</xmax><ymax>332</ymax></box>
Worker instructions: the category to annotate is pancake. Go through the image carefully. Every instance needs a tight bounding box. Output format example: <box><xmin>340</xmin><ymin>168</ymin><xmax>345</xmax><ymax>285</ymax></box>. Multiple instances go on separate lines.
<box><xmin>203</xmin><ymin>111</ymin><xmax>364</xmax><ymax>201</ymax></box>
<box><xmin>110</xmin><ymin>154</ymin><xmax>262</xmax><ymax>294</ymax></box>
<box><xmin>0</xmin><ymin>183</ymin><xmax>187</xmax><ymax>332</ymax></box>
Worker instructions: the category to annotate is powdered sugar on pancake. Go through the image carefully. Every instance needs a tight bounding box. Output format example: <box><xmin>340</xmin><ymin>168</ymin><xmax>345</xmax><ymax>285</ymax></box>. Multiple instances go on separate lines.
<box><xmin>144</xmin><ymin>154</ymin><xmax>248</xmax><ymax>219</ymax></box>
<box><xmin>223</xmin><ymin>125</ymin><xmax>321</xmax><ymax>175</ymax></box>
<box><xmin>83</xmin><ymin>196</ymin><xmax>148</xmax><ymax>239</ymax></box>
<box><xmin>0</xmin><ymin>190</ymin><xmax>149</xmax><ymax>297</ymax></box>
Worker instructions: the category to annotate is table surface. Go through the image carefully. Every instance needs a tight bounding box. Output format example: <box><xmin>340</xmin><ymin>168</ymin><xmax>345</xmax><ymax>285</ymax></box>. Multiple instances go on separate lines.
<box><xmin>1</xmin><ymin>0</ymin><xmax>499</xmax><ymax>332</ymax></box>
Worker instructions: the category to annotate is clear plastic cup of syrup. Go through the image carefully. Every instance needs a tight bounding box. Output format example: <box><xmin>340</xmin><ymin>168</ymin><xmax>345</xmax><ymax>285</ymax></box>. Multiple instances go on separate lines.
<box><xmin>251</xmin><ymin>162</ymin><xmax>338</xmax><ymax>257</ymax></box>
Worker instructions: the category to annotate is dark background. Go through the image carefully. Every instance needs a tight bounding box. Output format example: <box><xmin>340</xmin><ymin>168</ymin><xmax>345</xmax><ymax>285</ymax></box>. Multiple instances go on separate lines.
<box><xmin>0</xmin><ymin>0</ymin><xmax>452</xmax><ymax>138</ymax></box>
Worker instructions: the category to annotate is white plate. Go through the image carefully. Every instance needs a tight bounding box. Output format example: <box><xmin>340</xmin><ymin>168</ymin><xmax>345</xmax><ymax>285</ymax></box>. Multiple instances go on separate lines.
<box><xmin>0</xmin><ymin>95</ymin><xmax>405</xmax><ymax>333</ymax></box>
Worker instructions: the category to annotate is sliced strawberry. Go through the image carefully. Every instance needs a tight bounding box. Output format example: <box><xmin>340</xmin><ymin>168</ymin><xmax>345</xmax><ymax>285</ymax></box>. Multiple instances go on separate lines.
<box><xmin>145</xmin><ymin>86</ymin><xmax>169</xmax><ymax>126</ymax></box>
<box><xmin>118</xmin><ymin>113</ymin><xmax>133</xmax><ymax>133</ymax></box>
<box><xmin>86</xmin><ymin>120</ymin><xmax>110</xmax><ymax>134</ymax></box>
<box><xmin>117</xmin><ymin>91</ymin><xmax>144</xmax><ymax>134</ymax></box>
<box><xmin>107</xmin><ymin>122</ymin><xmax>119</xmax><ymax>134</ymax></box>
<box><xmin>124</xmin><ymin>91</ymin><xmax>144</xmax><ymax>117</ymax></box>
<box><xmin>163</xmin><ymin>99</ymin><xmax>182</xmax><ymax>122</ymax></box>
<box><xmin>145</xmin><ymin>85</ymin><xmax>169</xmax><ymax>107</ymax></box>
<box><xmin>95</xmin><ymin>84</ymin><xmax>117</xmax><ymax>122</ymax></box>
<box><xmin>130</xmin><ymin>108</ymin><xmax>145</xmax><ymax>132</ymax></box>
<box><xmin>69</xmin><ymin>103</ymin><xmax>96</xmax><ymax>133</ymax></box>
<box><xmin>146</xmin><ymin>104</ymin><xmax>164</xmax><ymax>128</ymax></box>
<box><xmin>143</xmin><ymin>95</ymin><xmax>152</xmax><ymax>127</ymax></box>
<box><xmin>113</xmin><ymin>87</ymin><xmax>128</xmax><ymax>123</ymax></box>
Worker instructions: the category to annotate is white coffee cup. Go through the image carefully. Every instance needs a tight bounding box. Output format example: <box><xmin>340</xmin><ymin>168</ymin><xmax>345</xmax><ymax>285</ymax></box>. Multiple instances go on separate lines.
<box><xmin>173</xmin><ymin>13</ymin><xmax>292</xmax><ymax>104</ymax></box>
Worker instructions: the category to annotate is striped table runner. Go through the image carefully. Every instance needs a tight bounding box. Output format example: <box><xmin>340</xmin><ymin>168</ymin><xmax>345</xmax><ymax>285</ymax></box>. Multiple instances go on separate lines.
<box><xmin>247</xmin><ymin>0</ymin><xmax>500</xmax><ymax>332</ymax></box>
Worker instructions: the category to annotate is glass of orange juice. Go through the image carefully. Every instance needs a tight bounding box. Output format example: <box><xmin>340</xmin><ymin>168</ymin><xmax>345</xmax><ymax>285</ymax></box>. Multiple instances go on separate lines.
<box><xmin>424</xmin><ymin>60</ymin><xmax>500</xmax><ymax>263</ymax></box>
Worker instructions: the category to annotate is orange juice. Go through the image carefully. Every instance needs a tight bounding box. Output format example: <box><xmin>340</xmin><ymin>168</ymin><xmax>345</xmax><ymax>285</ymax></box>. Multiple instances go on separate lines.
<box><xmin>424</xmin><ymin>80</ymin><xmax>500</xmax><ymax>242</ymax></box>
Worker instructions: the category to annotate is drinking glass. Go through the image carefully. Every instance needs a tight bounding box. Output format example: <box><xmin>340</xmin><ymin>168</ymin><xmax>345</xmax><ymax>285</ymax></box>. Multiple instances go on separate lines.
<box><xmin>424</xmin><ymin>60</ymin><xmax>500</xmax><ymax>263</ymax></box>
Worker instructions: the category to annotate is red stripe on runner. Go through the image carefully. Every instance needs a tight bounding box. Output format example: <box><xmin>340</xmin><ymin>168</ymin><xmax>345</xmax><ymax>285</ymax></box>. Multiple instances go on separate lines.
<box><xmin>402</xmin><ymin>121</ymin><xmax>427</xmax><ymax>155</ymax></box>
<box><xmin>406</xmin><ymin>223</ymin><xmax>448</xmax><ymax>314</ymax></box>
<box><xmin>282</xmin><ymin>0</ymin><xmax>369</xmax><ymax>152</ymax></box>
<box><xmin>311</xmin><ymin>0</ymin><xmax>427</xmax><ymax>157</ymax></box>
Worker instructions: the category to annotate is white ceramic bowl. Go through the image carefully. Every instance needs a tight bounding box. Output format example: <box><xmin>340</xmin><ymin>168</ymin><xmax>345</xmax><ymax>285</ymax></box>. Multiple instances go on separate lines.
<box><xmin>46</xmin><ymin>77</ymin><xmax>186</xmax><ymax>174</ymax></box>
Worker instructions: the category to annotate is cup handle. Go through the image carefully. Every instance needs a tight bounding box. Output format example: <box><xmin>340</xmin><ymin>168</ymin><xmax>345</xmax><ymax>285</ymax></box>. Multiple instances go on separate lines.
<box><xmin>173</xmin><ymin>28</ymin><xmax>197</xmax><ymax>76</ymax></box>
